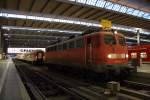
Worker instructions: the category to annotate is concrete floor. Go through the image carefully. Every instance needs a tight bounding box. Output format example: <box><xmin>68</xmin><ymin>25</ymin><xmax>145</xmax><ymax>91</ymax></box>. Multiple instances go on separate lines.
<box><xmin>137</xmin><ymin>63</ymin><xmax>150</xmax><ymax>73</ymax></box>
<box><xmin>0</xmin><ymin>59</ymin><xmax>30</xmax><ymax>100</ymax></box>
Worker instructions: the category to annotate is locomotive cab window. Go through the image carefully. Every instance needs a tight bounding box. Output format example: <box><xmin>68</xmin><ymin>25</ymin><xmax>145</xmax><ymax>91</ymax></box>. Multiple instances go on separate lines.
<box><xmin>87</xmin><ymin>38</ymin><xmax>91</xmax><ymax>44</ymax></box>
<box><xmin>119</xmin><ymin>37</ymin><xmax>126</xmax><ymax>46</ymax></box>
<box><xmin>104</xmin><ymin>34</ymin><xmax>116</xmax><ymax>45</ymax></box>
<box><xmin>93</xmin><ymin>35</ymin><xmax>100</xmax><ymax>47</ymax></box>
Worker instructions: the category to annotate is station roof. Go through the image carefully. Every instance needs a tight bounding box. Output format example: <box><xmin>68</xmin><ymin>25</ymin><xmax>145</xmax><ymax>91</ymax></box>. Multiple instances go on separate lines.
<box><xmin>0</xmin><ymin>0</ymin><xmax>149</xmax><ymax>47</ymax></box>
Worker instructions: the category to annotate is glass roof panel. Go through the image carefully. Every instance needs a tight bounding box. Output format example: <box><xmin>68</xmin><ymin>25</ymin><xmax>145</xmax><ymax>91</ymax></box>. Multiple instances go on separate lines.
<box><xmin>132</xmin><ymin>10</ymin><xmax>140</xmax><ymax>16</ymax></box>
<box><xmin>76</xmin><ymin>0</ymin><xmax>86</xmax><ymax>4</ymax></box>
<box><xmin>119</xmin><ymin>6</ymin><xmax>127</xmax><ymax>13</ymax></box>
<box><xmin>69</xmin><ymin>0</ymin><xmax>75</xmax><ymax>1</ymax></box>
<box><xmin>68</xmin><ymin>0</ymin><xmax>150</xmax><ymax>20</ymax></box>
<box><xmin>143</xmin><ymin>13</ymin><xmax>149</xmax><ymax>18</ymax></box>
<box><xmin>112</xmin><ymin>4</ymin><xmax>121</xmax><ymax>11</ymax></box>
<box><xmin>104</xmin><ymin>1</ymin><xmax>113</xmax><ymax>10</ymax></box>
<box><xmin>137</xmin><ymin>11</ymin><xmax>145</xmax><ymax>17</ymax></box>
<box><xmin>126</xmin><ymin>8</ymin><xmax>134</xmax><ymax>15</ymax></box>
<box><xmin>95</xmin><ymin>0</ymin><xmax>106</xmax><ymax>8</ymax></box>
<box><xmin>86</xmin><ymin>0</ymin><xmax>97</xmax><ymax>5</ymax></box>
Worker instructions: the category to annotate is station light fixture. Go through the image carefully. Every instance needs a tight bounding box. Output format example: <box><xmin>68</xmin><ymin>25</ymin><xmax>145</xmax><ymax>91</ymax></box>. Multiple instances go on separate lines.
<box><xmin>125</xmin><ymin>37</ymin><xmax>150</xmax><ymax>43</ymax></box>
<box><xmin>3</xmin><ymin>34</ymin><xmax>68</xmax><ymax>39</ymax></box>
<box><xmin>114</xmin><ymin>30</ymin><xmax>118</xmax><ymax>34</ymax></box>
<box><xmin>0</xmin><ymin>9</ymin><xmax>150</xmax><ymax>35</ymax></box>
<box><xmin>0</xmin><ymin>9</ymin><xmax>100</xmax><ymax>27</ymax></box>
<box><xmin>1</xmin><ymin>26</ymin><xmax>82</xmax><ymax>34</ymax></box>
<box><xmin>2</xmin><ymin>25</ymin><xmax>150</xmax><ymax>43</ymax></box>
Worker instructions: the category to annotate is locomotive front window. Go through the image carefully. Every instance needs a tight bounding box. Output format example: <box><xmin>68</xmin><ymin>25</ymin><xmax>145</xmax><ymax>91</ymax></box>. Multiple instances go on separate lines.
<box><xmin>119</xmin><ymin>37</ymin><xmax>126</xmax><ymax>45</ymax></box>
<box><xmin>104</xmin><ymin>35</ymin><xmax>116</xmax><ymax>45</ymax></box>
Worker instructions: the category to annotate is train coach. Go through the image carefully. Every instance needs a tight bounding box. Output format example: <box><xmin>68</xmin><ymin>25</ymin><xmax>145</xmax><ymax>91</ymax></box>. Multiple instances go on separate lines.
<box><xmin>45</xmin><ymin>29</ymin><xmax>131</xmax><ymax>78</ymax></box>
<box><xmin>16</xmin><ymin>50</ymin><xmax>45</xmax><ymax>65</ymax></box>
<box><xmin>128</xmin><ymin>44</ymin><xmax>150</xmax><ymax>64</ymax></box>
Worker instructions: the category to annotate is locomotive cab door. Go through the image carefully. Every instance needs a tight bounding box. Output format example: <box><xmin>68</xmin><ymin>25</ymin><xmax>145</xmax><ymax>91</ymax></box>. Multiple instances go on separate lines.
<box><xmin>86</xmin><ymin>37</ymin><xmax>92</xmax><ymax>64</ymax></box>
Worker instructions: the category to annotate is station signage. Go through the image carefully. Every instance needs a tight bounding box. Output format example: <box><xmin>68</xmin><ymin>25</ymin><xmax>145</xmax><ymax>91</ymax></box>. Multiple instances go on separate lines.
<box><xmin>7</xmin><ymin>48</ymin><xmax>45</xmax><ymax>53</ymax></box>
<box><xmin>101</xmin><ymin>19</ymin><xmax>112</xmax><ymax>29</ymax></box>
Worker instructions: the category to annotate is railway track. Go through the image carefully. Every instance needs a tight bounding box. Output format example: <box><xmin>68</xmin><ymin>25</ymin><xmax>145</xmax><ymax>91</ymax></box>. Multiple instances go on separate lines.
<box><xmin>120</xmin><ymin>80</ymin><xmax>150</xmax><ymax>99</ymax></box>
<box><xmin>15</xmin><ymin>61</ymin><xmax>107</xmax><ymax>100</ymax></box>
<box><xmin>14</xmin><ymin>60</ymin><xmax>150</xmax><ymax>100</ymax></box>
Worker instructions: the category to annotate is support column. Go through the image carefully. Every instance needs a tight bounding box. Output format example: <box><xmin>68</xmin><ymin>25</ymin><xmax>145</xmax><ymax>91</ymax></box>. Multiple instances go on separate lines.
<box><xmin>137</xmin><ymin>30</ymin><xmax>140</xmax><ymax>45</ymax></box>
<box><xmin>137</xmin><ymin>30</ymin><xmax>141</xmax><ymax>67</ymax></box>
<box><xmin>0</xmin><ymin>29</ymin><xmax>2</xmax><ymax>59</ymax></box>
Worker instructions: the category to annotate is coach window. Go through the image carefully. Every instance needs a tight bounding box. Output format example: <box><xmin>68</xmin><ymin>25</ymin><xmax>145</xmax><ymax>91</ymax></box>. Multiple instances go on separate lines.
<box><xmin>69</xmin><ymin>41</ymin><xmax>75</xmax><ymax>49</ymax></box>
<box><xmin>50</xmin><ymin>47</ymin><xmax>52</xmax><ymax>51</ymax></box>
<box><xmin>47</xmin><ymin>47</ymin><xmax>51</xmax><ymax>51</ymax></box>
<box><xmin>76</xmin><ymin>38</ymin><xmax>83</xmax><ymax>48</ymax></box>
<box><xmin>58</xmin><ymin>44</ymin><xmax>62</xmax><ymax>51</ymax></box>
<box><xmin>119</xmin><ymin>37</ymin><xmax>126</xmax><ymax>46</ymax></box>
<box><xmin>63</xmin><ymin>43</ymin><xmax>68</xmax><ymax>50</ymax></box>
<box><xmin>131</xmin><ymin>52</ymin><xmax>137</xmax><ymax>58</ymax></box>
<box><xmin>54</xmin><ymin>46</ymin><xmax>57</xmax><ymax>51</ymax></box>
<box><xmin>51</xmin><ymin>47</ymin><xmax>54</xmax><ymax>51</ymax></box>
<box><xmin>140</xmin><ymin>52</ymin><xmax>147</xmax><ymax>58</ymax></box>
<box><xmin>104</xmin><ymin>35</ymin><xmax>116</xmax><ymax>45</ymax></box>
<box><xmin>52</xmin><ymin>46</ymin><xmax>55</xmax><ymax>51</ymax></box>
<box><xmin>46</xmin><ymin>48</ymin><xmax>49</xmax><ymax>52</ymax></box>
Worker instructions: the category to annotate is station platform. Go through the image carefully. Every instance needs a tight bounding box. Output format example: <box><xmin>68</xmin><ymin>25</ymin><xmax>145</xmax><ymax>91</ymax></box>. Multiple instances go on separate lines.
<box><xmin>0</xmin><ymin>59</ymin><xmax>30</xmax><ymax>100</ymax></box>
<box><xmin>137</xmin><ymin>63</ymin><xmax>150</xmax><ymax>73</ymax></box>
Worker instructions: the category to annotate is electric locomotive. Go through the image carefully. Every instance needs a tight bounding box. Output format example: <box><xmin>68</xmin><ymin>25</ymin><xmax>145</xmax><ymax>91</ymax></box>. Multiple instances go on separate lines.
<box><xmin>45</xmin><ymin>29</ymin><xmax>130</xmax><ymax>78</ymax></box>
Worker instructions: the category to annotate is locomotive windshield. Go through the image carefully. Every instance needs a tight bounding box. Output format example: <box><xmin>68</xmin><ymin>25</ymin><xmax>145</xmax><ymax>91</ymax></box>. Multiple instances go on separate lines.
<box><xmin>104</xmin><ymin>34</ymin><xmax>116</xmax><ymax>45</ymax></box>
<box><xmin>119</xmin><ymin>37</ymin><xmax>126</xmax><ymax>46</ymax></box>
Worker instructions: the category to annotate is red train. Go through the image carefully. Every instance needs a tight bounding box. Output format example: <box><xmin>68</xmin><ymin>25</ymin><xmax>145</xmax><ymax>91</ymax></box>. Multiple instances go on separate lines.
<box><xmin>45</xmin><ymin>30</ymin><xmax>131</xmax><ymax>77</ymax></box>
<box><xmin>16</xmin><ymin>50</ymin><xmax>45</xmax><ymax>65</ymax></box>
<box><xmin>128</xmin><ymin>44</ymin><xmax>150</xmax><ymax>64</ymax></box>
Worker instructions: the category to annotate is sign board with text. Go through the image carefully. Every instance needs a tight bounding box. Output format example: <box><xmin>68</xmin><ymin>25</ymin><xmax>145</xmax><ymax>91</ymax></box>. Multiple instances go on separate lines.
<box><xmin>7</xmin><ymin>48</ymin><xmax>45</xmax><ymax>53</ymax></box>
<box><xmin>101</xmin><ymin>20</ymin><xmax>112</xmax><ymax>29</ymax></box>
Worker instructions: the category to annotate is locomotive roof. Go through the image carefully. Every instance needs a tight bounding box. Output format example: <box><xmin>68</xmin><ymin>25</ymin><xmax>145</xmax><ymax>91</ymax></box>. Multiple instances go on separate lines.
<box><xmin>46</xmin><ymin>30</ymin><xmax>125</xmax><ymax>48</ymax></box>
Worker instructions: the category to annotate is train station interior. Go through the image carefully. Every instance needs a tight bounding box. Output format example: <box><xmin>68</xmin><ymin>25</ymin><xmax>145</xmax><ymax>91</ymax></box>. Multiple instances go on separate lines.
<box><xmin>0</xmin><ymin>0</ymin><xmax>150</xmax><ymax>99</ymax></box>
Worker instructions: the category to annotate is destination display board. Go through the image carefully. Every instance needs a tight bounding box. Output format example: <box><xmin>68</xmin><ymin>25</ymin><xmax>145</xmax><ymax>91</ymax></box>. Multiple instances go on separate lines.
<box><xmin>7</xmin><ymin>48</ymin><xmax>45</xmax><ymax>53</ymax></box>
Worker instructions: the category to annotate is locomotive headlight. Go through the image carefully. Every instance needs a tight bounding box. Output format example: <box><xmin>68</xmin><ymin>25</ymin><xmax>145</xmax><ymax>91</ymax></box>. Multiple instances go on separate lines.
<box><xmin>126</xmin><ymin>54</ymin><xmax>128</xmax><ymax>58</ymax></box>
<box><xmin>107</xmin><ymin>54</ymin><xmax>112</xmax><ymax>59</ymax></box>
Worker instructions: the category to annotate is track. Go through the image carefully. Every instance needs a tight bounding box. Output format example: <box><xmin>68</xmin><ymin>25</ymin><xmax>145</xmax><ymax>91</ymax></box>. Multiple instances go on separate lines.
<box><xmin>120</xmin><ymin>80</ymin><xmax>150</xmax><ymax>99</ymax></box>
<box><xmin>14</xmin><ymin>61</ymin><xmax>107</xmax><ymax>100</ymax></box>
<box><xmin>14</xmin><ymin>60</ymin><xmax>150</xmax><ymax>100</ymax></box>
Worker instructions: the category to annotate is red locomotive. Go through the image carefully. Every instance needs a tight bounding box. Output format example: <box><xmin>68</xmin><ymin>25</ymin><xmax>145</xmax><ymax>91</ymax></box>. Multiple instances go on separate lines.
<box><xmin>45</xmin><ymin>30</ymin><xmax>130</xmax><ymax>78</ymax></box>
